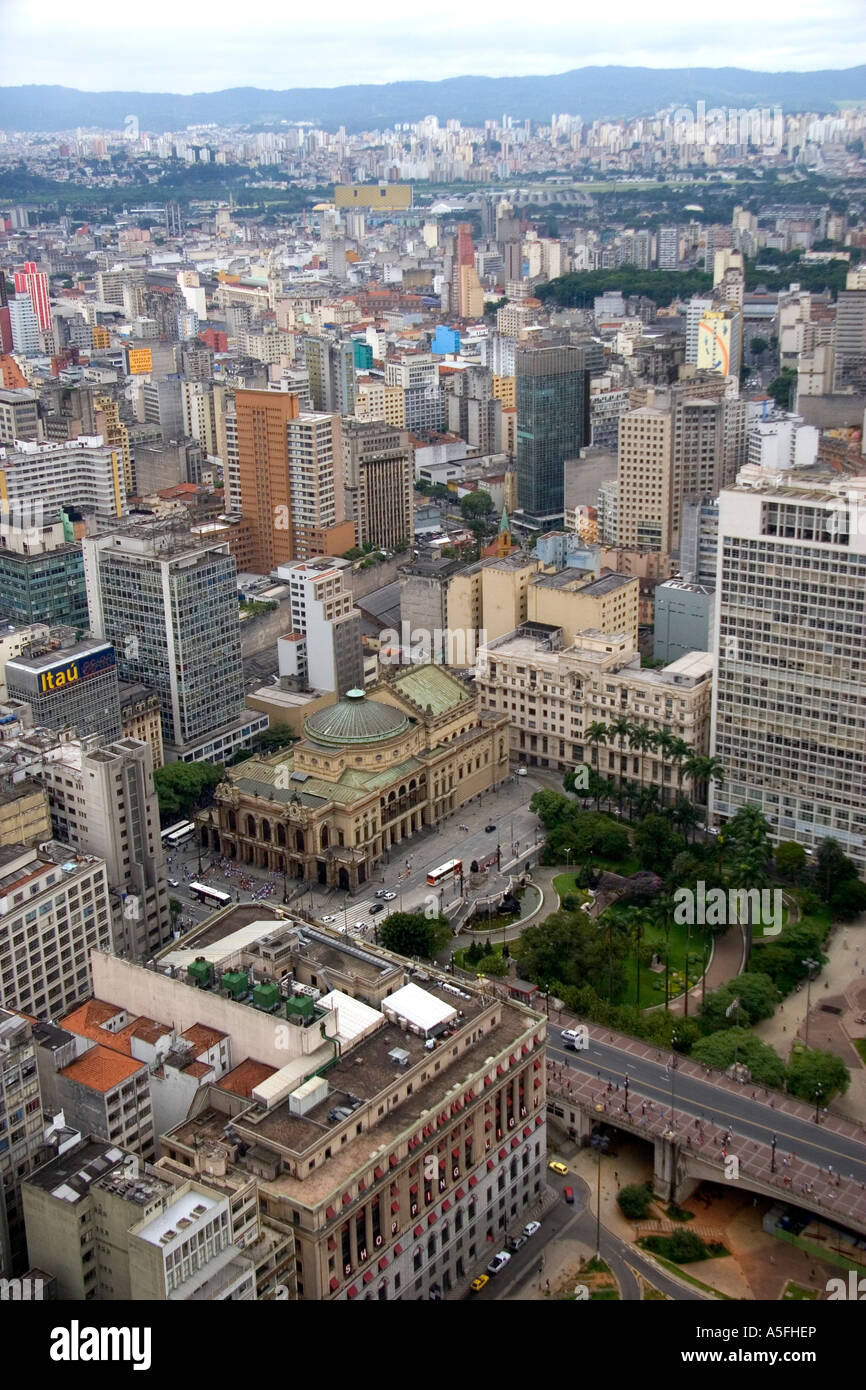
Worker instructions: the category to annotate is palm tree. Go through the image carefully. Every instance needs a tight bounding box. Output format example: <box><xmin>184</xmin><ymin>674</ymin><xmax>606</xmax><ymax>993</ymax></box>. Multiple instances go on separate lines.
<box><xmin>585</xmin><ymin>721</ymin><xmax>609</xmax><ymax>779</ymax></box>
<box><xmin>622</xmin><ymin>780</ymin><xmax>641</xmax><ymax>823</ymax></box>
<box><xmin>628</xmin><ymin>723</ymin><xmax>654</xmax><ymax>797</ymax></box>
<box><xmin>608</xmin><ymin>715</ymin><xmax>633</xmax><ymax>794</ymax></box>
<box><xmin>647</xmin><ymin>729</ymin><xmax>669</xmax><ymax>803</ymax></box>
<box><xmin>682</xmin><ymin>753</ymin><xmax>724</xmax><ymax>811</ymax></box>
<box><xmin>666</xmin><ymin>737</ymin><xmax>691</xmax><ymax>806</ymax></box>
<box><xmin>636</xmin><ymin>783</ymin><xmax>662</xmax><ymax>821</ymax></box>
<box><xmin>672</xmin><ymin>794</ymin><xmax>700</xmax><ymax>843</ymax></box>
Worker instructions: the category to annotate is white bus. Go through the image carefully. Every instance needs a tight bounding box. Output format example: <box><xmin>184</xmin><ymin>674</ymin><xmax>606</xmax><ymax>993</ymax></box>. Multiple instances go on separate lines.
<box><xmin>165</xmin><ymin>822</ymin><xmax>196</xmax><ymax>849</ymax></box>
<box><xmin>161</xmin><ymin>820</ymin><xmax>193</xmax><ymax>845</ymax></box>
<box><xmin>189</xmin><ymin>881</ymin><xmax>231</xmax><ymax>910</ymax></box>
<box><xmin>426</xmin><ymin>858</ymin><xmax>463</xmax><ymax>887</ymax></box>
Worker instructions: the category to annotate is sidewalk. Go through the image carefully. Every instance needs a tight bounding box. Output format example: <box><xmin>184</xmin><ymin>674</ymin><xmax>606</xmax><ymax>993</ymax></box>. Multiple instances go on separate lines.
<box><xmin>754</xmin><ymin>919</ymin><xmax>866</xmax><ymax>1121</ymax></box>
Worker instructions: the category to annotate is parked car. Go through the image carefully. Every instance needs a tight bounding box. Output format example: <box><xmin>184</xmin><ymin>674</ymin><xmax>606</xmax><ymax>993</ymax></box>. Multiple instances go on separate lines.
<box><xmin>470</xmin><ymin>1274</ymin><xmax>489</xmax><ymax>1293</ymax></box>
<box><xmin>486</xmin><ymin>1251</ymin><xmax>512</xmax><ymax>1275</ymax></box>
<box><xmin>370</xmin><ymin>903</ymin><xmax>384</xmax><ymax>914</ymax></box>
<box><xmin>548</xmin><ymin>1161</ymin><xmax>568</xmax><ymax>1176</ymax></box>
<box><xmin>506</xmin><ymin>1234</ymin><xmax>527</xmax><ymax>1252</ymax></box>
<box><xmin>563</xmin><ymin>1186</ymin><xmax>575</xmax><ymax>1204</ymax></box>
<box><xmin>523</xmin><ymin>1221</ymin><xmax>541</xmax><ymax>1239</ymax></box>
<box><xmin>485</xmin><ymin>824</ymin><xmax>497</xmax><ymax>833</ymax></box>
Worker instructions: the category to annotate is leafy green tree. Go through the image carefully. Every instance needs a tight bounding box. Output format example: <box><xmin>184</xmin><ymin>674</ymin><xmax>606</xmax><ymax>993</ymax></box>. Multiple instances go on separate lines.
<box><xmin>815</xmin><ymin>838</ymin><xmax>859</xmax><ymax>903</ymax></box>
<box><xmin>698</xmin><ymin>973</ymin><xmax>779</xmax><ymax>1032</ymax></box>
<box><xmin>477</xmin><ymin>953</ymin><xmax>507</xmax><ymax>977</ymax></box>
<box><xmin>530</xmin><ymin>789</ymin><xmax>576</xmax><ymax>830</ymax></box>
<box><xmin>775</xmin><ymin>841</ymin><xmax>806</xmax><ymax>880</ymax></box>
<box><xmin>829</xmin><ymin>878</ymin><xmax>866</xmax><ymax>920</ymax></box>
<box><xmin>519</xmin><ymin>910</ymin><xmax>628</xmax><ymax>1000</ymax></box>
<box><xmin>617</xmin><ymin>1184</ymin><xmax>653</xmax><ymax>1219</ymax></box>
<box><xmin>768</xmin><ymin>368</ymin><xmax>797</xmax><ymax>410</ymax></box>
<box><xmin>692</xmin><ymin>1029</ymin><xmax>786</xmax><ymax>1087</ymax></box>
<box><xmin>379</xmin><ymin>912</ymin><xmax>450</xmax><ymax>959</ymax></box>
<box><xmin>750</xmin><ymin>335</ymin><xmax>769</xmax><ymax>356</ymax></box>
<box><xmin>786</xmin><ymin>1047</ymin><xmax>849</xmax><ymax>1105</ymax></box>
<box><xmin>155</xmin><ymin>761</ymin><xmax>223</xmax><ymax>820</ymax></box>
<box><xmin>460</xmin><ymin>490</ymin><xmax>495</xmax><ymax>520</ymax></box>
<box><xmin>750</xmin><ymin>921</ymin><xmax>825</xmax><ymax>995</ymax></box>
<box><xmin>256</xmin><ymin>727</ymin><xmax>297</xmax><ymax>751</ymax></box>
<box><xmin>633</xmin><ymin>814</ymin><xmax>684</xmax><ymax>872</ymax></box>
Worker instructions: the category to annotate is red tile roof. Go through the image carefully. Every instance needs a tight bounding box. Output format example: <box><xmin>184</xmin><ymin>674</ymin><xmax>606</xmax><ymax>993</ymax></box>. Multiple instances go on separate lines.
<box><xmin>60</xmin><ymin>1045</ymin><xmax>145</xmax><ymax>1094</ymax></box>
<box><xmin>215</xmin><ymin>1059</ymin><xmax>277</xmax><ymax>1099</ymax></box>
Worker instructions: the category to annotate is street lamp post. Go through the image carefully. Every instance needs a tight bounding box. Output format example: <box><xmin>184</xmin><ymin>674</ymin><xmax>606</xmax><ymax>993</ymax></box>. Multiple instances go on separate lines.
<box><xmin>814</xmin><ymin>1083</ymin><xmax>823</xmax><ymax>1126</ymax></box>
<box><xmin>770</xmin><ymin>1133</ymin><xmax>777</xmax><ymax>1173</ymax></box>
<box><xmin>595</xmin><ymin>1145</ymin><xmax>602</xmax><ymax>1261</ymax></box>
<box><xmin>802</xmin><ymin>958</ymin><xmax>820</xmax><ymax>1049</ymax></box>
<box><xmin>564</xmin><ymin>847</ymin><xmax>572</xmax><ymax>875</ymax></box>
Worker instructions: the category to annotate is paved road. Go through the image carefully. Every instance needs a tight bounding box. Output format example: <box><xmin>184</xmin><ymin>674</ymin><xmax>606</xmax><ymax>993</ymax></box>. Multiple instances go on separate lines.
<box><xmin>546</xmin><ymin>1029</ymin><xmax>866</xmax><ymax>1185</ymax></box>
<box><xmin>487</xmin><ymin>1171</ymin><xmax>704</xmax><ymax>1302</ymax></box>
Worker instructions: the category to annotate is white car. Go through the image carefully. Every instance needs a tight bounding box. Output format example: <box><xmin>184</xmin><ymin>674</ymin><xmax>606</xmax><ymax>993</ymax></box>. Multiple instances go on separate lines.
<box><xmin>321</xmin><ymin>914</ymin><xmax>337</xmax><ymax>924</ymax></box>
<box><xmin>353</xmin><ymin>921</ymin><xmax>366</xmax><ymax>931</ymax></box>
<box><xmin>523</xmin><ymin>1221</ymin><xmax>541</xmax><ymax>1239</ymax></box>
<box><xmin>383</xmin><ymin>891</ymin><xmax>397</xmax><ymax>901</ymax></box>
<box><xmin>516</xmin><ymin>766</ymin><xmax>528</xmax><ymax>776</ymax></box>
<box><xmin>486</xmin><ymin>1251</ymin><xmax>512</xmax><ymax>1276</ymax></box>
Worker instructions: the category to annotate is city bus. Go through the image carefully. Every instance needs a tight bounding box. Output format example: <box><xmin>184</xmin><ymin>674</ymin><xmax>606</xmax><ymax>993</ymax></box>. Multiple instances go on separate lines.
<box><xmin>188</xmin><ymin>881</ymin><xmax>231</xmax><ymax>910</ymax></box>
<box><xmin>426</xmin><ymin>859</ymin><xmax>463</xmax><ymax>887</ymax></box>
<box><xmin>165</xmin><ymin>822</ymin><xmax>196</xmax><ymax>850</ymax></box>
<box><xmin>161</xmin><ymin>820</ymin><xmax>194</xmax><ymax>845</ymax></box>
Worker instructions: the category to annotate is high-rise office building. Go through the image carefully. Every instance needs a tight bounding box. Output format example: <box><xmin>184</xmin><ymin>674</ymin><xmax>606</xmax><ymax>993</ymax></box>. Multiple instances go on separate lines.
<box><xmin>234</xmin><ymin>388</ymin><xmax>298</xmax><ymax>572</ymax></box>
<box><xmin>13</xmin><ymin>262</ymin><xmax>51</xmax><ymax>332</ymax></box>
<box><xmin>83</xmin><ymin>523</ymin><xmax>263</xmax><ymax>763</ymax></box>
<box><xmin>0</xmin><ymin>438</ymin><xmax>126</xmax><ymax>524</ymax></box>
<box><xmin>234</xmin><ymin>390</ymin><xmax>353</xmax><ymax>573</ymax></box>
<box><xmin>275</xmin><ymin>558</ymin><xmax>364</xmax><ymax>694</ymax></box>
<box><xmin>617</xmin><ymin>401</ymin><xmax>673</xmax><ymax>550</ymax></box>
<box><xmin>0</xmin><ymin>512</ymin><xmax>88</xmax><ymax>628</ymax></box>
<box><xmin>696</xmin><ymin>305</ymin><xmax>742</xmax><ymax>379</ymax></box>
<box><xmin>0</xmin><ymin>276</ymin><xmax>12</xmax><ymax>354</ymax></box>
<box><xmin>181</xmin><ymin>379</ymin><xmax>218</xmax><ymax>456</ymax></box>
<box><xmin>0</xmin><ymin>840</ymin><xmax>113</xmax><ymax>1020</ymax></box>
<box><xmin>0</xmin><ymin>388</ymin><xmax>39</xmax><ymax>444</ymax></box>
<box><xmin>711</xmin><ymin>469</ymin><xmax>866</xmax><ymax>874</ymax></box>
<box><xmin>6</xmin><ymin>639</ymin><xmax>122</xmax><ymax>741</ymax></box>
<box><xmin>338</xmin><ymin>418</ymin><xmax>412</xmax><ymax>551</ymax></box>
<box><xmin>8</xmin><ymin>297</ymin><xmax>42</xmax><ymax>355</ymax></box>
<box><xmin>36</xmin><ymin>735</ymin><xmax>171</xmax><ymax>960</ymax></box>
<box><xmin>515</xmin><ymin>344</ymin><xmax>589</xmax><ymax>525</ymax></box>
<box><xmin>446</xmin><ymin>367</ymin><xmax>502</xmax><ymax>456</ymax></box>
<box><xmin>0</xmin><ymin>1010</ymin><xmax>49</xmax><ymax>1279</ymax></box>
<box><xmin>286</xmin><ymin>412</ymin><xmax>355</xmax><ymax>561</ymax></box>
<box><xmin>303</xmin><ymin>336</ymin><xmax>355</xmax><ymax>415</ymax></box>
<box><xmin>685</xmin><ymin>296</ymin><xmax>714</xmax><ymax>364</ymax></box>
<box><xmin>832</xmin><ymin>288</ymin><xmax>866</xmax><ymax>392</ymax></box>
<box><xmin>657</xmin><ymin>225</ymin><xmax>680</xmax><ymax>270</ymax></box>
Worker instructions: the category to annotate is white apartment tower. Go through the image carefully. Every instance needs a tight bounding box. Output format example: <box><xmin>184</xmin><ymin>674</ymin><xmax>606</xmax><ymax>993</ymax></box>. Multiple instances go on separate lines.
<box><xmin>711</xmin><ymin>470</ymin><xmax>866</xmax><ymax>874</ymax></box>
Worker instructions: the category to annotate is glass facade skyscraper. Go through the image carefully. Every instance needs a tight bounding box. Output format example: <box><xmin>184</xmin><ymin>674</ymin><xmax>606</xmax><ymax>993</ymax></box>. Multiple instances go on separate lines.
<box><xmin>515</xmin><ymin>344</ymin><xmax>590</xmax><ymax>523</ymax></box>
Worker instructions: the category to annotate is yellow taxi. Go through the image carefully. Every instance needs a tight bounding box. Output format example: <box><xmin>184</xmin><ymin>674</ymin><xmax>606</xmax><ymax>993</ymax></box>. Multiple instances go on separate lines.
<box><xmin>548</xmin><ymin>1160</ymin><xmax>569</xmax><ymax>1176</ymax></box>
<box><xmin>470</xmin><ymin>1274</ymin><xmax>489</xmax><ymax>1293</ymax></box>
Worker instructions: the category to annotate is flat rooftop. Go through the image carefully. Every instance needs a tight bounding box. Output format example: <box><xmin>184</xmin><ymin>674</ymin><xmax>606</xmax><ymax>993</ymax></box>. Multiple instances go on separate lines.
<box><xmin>26</xmin><ymin>1139</ymin><xmax>129</xmax><ymax>1203</ymax></box>
<box><xmin>249</xmin><ymin>997</ymin><xmax>533</xmax><ymax>1204</ymax></box>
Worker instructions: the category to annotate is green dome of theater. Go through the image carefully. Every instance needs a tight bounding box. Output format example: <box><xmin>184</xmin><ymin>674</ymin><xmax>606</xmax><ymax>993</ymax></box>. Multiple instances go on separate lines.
<box><xmin>304</xmin><ymin>689</ymin><xmax>410</xmax><ymax>747</ymax></box>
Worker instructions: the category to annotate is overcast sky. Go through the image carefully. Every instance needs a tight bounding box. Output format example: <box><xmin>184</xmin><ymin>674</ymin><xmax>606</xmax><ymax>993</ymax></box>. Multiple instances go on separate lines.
<box><xmin>5</xmin><ymin>0</ymin><xmax>866</xmax><ymax>92</ymax></box>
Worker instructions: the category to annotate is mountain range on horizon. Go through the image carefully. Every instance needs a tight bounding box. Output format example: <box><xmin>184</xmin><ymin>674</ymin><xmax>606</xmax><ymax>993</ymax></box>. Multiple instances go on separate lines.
<box><xmin>2</xmin><ymin>65</ymin><xmax>866</xmax><ymax>134</ymax></box>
